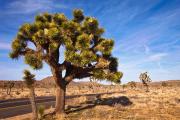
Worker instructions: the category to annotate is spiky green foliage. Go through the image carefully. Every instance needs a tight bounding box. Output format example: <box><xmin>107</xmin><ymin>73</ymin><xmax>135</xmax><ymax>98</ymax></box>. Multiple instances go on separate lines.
<box><xmin>10</xmin><ymin>9</ymin><xmax>123</xmax><ymax>83</ymax></box>
<box><xmin>23</xmin><ymin>70</ymin><xmax>35</xmax><ymax>88</ymax></box>
<box><xmin>38</xmin><ymin>105</ymin><xmax>45</xmax><ymax>119</ymax></box>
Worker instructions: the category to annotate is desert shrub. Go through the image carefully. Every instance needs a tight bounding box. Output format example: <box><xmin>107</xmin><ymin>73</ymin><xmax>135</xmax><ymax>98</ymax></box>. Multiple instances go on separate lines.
<box><xmin>16</xmin><ymin>91</ymin><xmax>20</xmax><ymax>95</ymax></box>
<box><xmin>38</xmin><ymin>105</ymin><xmax>45</xmax><ymax>120</ymax></box>
<box><xmin>161</xmin><ymin>82</ymin><xmax>168</xmax><ymax>87</ymax></box>
<box><xmin>128</xmin><ymin>81</ymin><xmax>136</xmax><ymax>89</ymax></box>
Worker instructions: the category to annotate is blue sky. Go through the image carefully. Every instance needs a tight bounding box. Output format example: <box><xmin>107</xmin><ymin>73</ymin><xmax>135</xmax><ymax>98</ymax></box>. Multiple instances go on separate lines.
<box><xmin>0</xmin><ymin>0</ymin><xmax>180</xmax><ymax>83</ymax></box>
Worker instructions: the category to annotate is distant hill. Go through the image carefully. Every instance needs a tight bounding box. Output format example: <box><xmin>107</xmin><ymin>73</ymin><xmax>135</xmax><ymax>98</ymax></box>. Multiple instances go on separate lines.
<box><xmin>149</xmin><ymin>80</ymin><xmax>180</xmax><ymax>87</ymax></box>
<box><xmin>41</xmin><ymin>76</ymin><xmax>101</xmax><ymax>87</ymax></box>
<box><xmin>0</xmin><ymin>76</ymin><xmax>86</xmax><ymax>88</ymax></box>
<box><xmin>127</xmin><ymin>80</ymin><xmax>180</xmax><ymax>87</ymax></box>
<box><xmin>40</xmin><ymin>76</ymin><xmax>79</xmax><ymax>86</ymax></box>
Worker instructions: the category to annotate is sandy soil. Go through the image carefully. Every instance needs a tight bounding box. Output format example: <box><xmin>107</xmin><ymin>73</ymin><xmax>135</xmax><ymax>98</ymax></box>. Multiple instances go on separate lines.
<box><xmin>1</xmin><ymin>82</ymin><xmax>180</xmax><ymax>120</ymax></box>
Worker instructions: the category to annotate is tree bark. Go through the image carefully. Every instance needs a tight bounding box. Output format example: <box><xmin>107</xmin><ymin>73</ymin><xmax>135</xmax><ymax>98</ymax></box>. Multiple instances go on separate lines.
<box><xmin>30</xmin><ymin>87</ymin><xmax>38</xmax><ymax>120</ymax></box>
<box><xmin>51</xmin><ymin>67</ymin><xmax>66</xmax><ymax>115</ymax></box>
<box><xmin>55</xmin><ymin>84</ymin><xmax>66</xmax><ymax>114</ymax></box>
<box><xmin>51</xmin><ymin>67</ymin><xmax>67</xmax><ymax>115</ymax></box>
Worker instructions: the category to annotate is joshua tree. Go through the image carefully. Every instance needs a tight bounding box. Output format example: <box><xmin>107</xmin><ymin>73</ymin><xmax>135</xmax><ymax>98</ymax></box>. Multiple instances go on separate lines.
<box><xmin>128</xmin><ymin>81</ymin><xmax>136</xmax><ymax>89</ymax></box>
<box><xmin>9</xmin><ymin>9</ymin><xmax>123</xmax><ymax>115</ymax></box>
<box><xmin>139</xmin><ymin>72</ymin><xmax>151</xmax><ymax>92</ymax></box>
<box><xmin>6</xmin><ymin>81</ymin><xmax>15</xmax><ymax>95</ymax></box>
<box><xmin>23</xmin><ymin>70</ymin><xmax>38</xmax><ymax>120</ymax></box>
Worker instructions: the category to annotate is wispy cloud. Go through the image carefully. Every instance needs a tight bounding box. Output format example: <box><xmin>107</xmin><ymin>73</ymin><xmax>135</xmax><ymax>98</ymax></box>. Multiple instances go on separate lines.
<box><xmin>3</xmin><ymin>0</ymin><xmax>68</xmax><ymax>14</ymax></box>
<box><xmin>0</xmin><ymin>42</ymin><xmax>10</xmax><ymax>50</ymax></box>
<box><xmin>113</xmin><ymin>4</ymin><xmax>180</xmax><ymax>55</ymax></box>
<box><xmin>148</xmin><ymin>53</ymin><xmax>168</xmax><ymax>62</ymax></box>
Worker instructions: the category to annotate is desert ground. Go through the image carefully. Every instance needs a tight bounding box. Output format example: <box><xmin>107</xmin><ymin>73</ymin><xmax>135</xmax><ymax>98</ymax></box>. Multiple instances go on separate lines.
<box><xmin>0</xmin><ymin>78</ymin><xmax>180</xmax><ymax>120</ymax></box>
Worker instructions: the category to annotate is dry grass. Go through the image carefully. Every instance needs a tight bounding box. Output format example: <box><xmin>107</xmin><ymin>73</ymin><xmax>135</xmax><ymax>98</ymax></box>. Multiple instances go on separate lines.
<box><xmin>63</xmin><ymin>86</ymin><xmax>180</xmax><ymax>120</ymax></box>
<box><xmin>1</xmin><ymin>83</ymin><xmax>180</xmax><ymax>120</ymax></box>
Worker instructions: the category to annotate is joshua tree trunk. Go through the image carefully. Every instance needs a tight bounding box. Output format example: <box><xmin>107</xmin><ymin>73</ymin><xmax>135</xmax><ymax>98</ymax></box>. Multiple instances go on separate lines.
<box><xmin>30</xmin><ymin>87</ymin><xmax>38</xmax><ymax>120</ymax></box>
<box><xmin>51</xmin><ymin>68</ymin><xmax>66</xmax><ymax>115</ymax></box>
<box><xmin>55</xmin><ymin>84</ymin><xmax>66</xmax><ymax>114</ymax></box>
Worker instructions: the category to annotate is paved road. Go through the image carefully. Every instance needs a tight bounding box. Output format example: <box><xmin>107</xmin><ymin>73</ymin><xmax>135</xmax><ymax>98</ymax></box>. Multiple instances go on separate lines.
<box><xmin>0</xmin><ymin>92</ymin><xmax>117</xmax><ymax>119</ymax></box>
<box><xmin>0</xmin><ymin>96</ymin><xmax>56</xmax><ymax>119</ymax></box>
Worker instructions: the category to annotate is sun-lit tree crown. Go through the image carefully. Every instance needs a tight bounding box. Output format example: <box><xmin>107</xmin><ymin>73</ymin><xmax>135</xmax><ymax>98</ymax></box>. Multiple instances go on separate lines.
<box><xmin>10</xmin><ymin>9</ymin><xmax>123</xmax><ymax>83</ymax></box>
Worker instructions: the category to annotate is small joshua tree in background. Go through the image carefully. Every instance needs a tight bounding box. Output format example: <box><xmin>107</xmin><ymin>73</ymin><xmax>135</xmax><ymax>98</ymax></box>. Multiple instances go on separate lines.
<box><xmin>128</xmin><ymin>81</ymin><xmax>136</xmax><ymax>89</ymax></box>
<box><xmin>6</xmin><ymin>81</ymin><xmax>15</xmax><ymax>95</ymax></box>
<box><xmin>139</xmin><ymin>72</ymin><xmax>151</xmax><ymax>92</ymax></box>
<box><xmin>23</xmin><ymin>70</ymin><xmax>38</xmax><ymax>120</ymax></box>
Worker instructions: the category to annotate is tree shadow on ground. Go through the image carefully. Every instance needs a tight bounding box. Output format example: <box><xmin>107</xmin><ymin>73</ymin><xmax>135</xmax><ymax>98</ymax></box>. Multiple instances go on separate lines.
<box><xmin>66</xmin><ymin>96</ymin><xmax>132</xmax><ymax>114</ymax></box>
<box><xmin>68</xmin><ymin>91</ymin><xmax>125</xmax><ymax>99</ymax></box>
